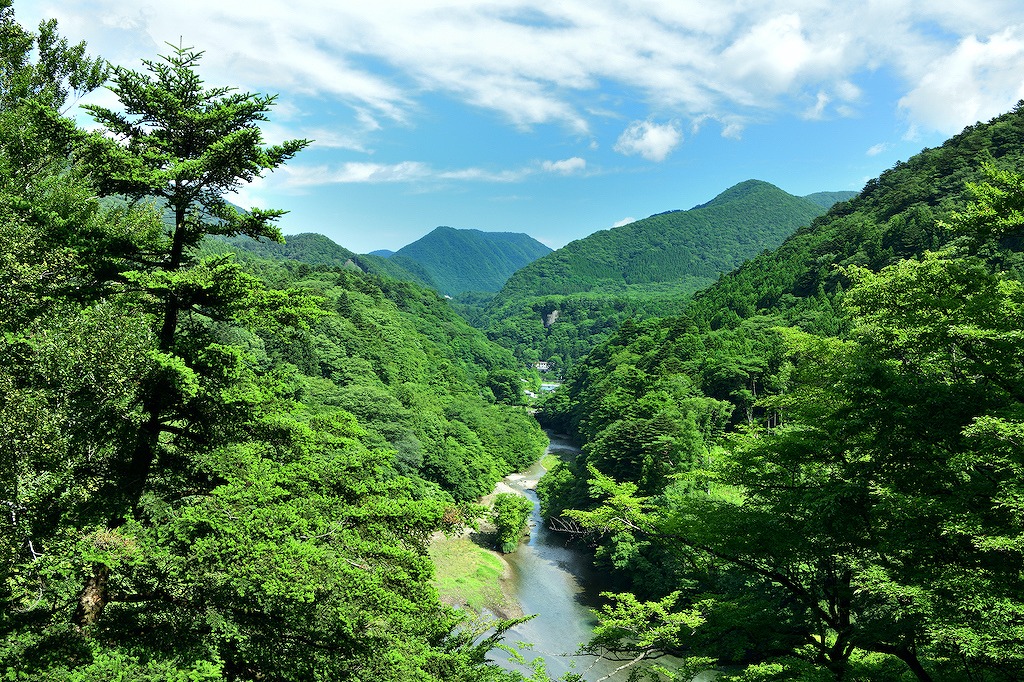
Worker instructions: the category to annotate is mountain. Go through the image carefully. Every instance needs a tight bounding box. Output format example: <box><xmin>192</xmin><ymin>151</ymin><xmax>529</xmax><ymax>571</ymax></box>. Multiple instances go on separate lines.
<box><xmin>388</xmin><ymin>226</ymin><xmax>552</xmax><ymax>296</ymax></box>
<box><xmin>685</xmin><ymin>110</ymin><xmax>1024</xmax><ymax>331</ymax></box>
<box><xmin>801</xmin><ymin>189</ymin><xmax>858</xmax><ymax>209</ymax></box>
<box><xmin>208</xmin><ymin>227</ymin><xmax>551</xmax><ymax>299</ymax></box>
<box><xmin>211</xmin><ymin>232</ymin><xmax>358</xmax><ymax>266</ymax></box>
<box><xmin>349</xmin><ymin>252</ymin><xmax>441</xmax><ymax>291</ymax></box>
<box><xmin>497</xmin><ymin>180</ymin><xmax>828</xmax><ymax>301</ymax></box>
<box><xmin>483</xmin><ymin>180</ymin><xmax>842</xmax><ymax>371</ymax></box>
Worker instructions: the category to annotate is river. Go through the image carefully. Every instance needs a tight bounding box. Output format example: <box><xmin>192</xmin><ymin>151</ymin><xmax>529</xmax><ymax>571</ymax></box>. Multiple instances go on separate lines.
<box><xmin>487</xmin><ymin>433</ymin><xmax>697</xmax><ymax>681</ymax></box>
<box><xmin>486</xmin><ymin>434</ymin><xmax>621</xmax><ymax>680</ymax></box>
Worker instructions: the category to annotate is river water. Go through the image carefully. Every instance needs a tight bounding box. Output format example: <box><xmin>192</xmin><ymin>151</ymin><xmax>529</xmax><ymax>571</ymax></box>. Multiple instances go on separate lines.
<box><xmin>488</xmin><ymin>434</ymin><xmax>645</xmax><ymax>681</ymax></box>
<box><xmin>486</xmin><ymin>433</ymin><xmax>713</xmax><ymax>681</ymax></box>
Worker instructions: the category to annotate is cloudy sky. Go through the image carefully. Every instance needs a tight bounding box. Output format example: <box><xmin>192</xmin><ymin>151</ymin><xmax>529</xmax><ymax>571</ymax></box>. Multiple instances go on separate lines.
<box><xmin>20</xmin><ymin>0</ymin><xmax>1024</xmax><ymax>253</ymax></box>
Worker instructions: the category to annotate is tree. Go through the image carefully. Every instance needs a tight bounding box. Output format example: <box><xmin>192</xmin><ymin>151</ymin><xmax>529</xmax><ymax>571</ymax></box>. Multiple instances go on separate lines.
<box><xmin>2</xmin><ymin>26</ymin><xmax>539</xmax><ymax>678</ymax></box>
<box><xmin>0</xmin><ymin>3</ymin><xmax>133</xmax><ymax>657</ymax></box>
<box><xmin>492</xmin><ymin>493</ymin><xmax>534</xmax><ymax>553</ymax></box>
<box><xmin>79</xmin><ymin>44</ymin><xmax>309</xmax><ymax>524</ymax></box>
<box><xmin>487</xmin><ymin>369</ymin><xmax>525</xmax><ymax>405</ymax></box>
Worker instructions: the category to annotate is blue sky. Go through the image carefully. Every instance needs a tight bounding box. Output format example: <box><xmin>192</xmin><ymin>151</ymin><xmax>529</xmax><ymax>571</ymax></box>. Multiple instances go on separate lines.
<box><xmin>21</xmin><ymin>0</ymin><xmax>1024</xmax><ymax>253</ymax></box>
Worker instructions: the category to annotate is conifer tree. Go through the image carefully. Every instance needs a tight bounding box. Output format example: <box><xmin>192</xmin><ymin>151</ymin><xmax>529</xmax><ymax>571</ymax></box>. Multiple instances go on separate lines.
<box><xmin>74</xmin><ymin>43</ymin><xmax>309</xmax><ymax>624</ymax></box>
<box><xmin>80</xmin><ymin>44</ymin><xmax>308</xmax><ymax>516</ymax></box>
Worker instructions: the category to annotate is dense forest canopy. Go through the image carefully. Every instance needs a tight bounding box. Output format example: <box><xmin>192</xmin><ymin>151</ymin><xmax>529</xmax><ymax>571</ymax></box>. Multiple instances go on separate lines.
<box><xmin>0</xmin><ymin>7</ymin><xmax>546</xmax><ymax>679</ymax></box>
<box><xmin>536</xmin><ymin>103</ymin><xmax>1024</xmax><ymax>681</ymax></box>
<box><xmin>216</xmin><ymin>226</ymin><xmax>552</xmax><ymax>301</ymax></box>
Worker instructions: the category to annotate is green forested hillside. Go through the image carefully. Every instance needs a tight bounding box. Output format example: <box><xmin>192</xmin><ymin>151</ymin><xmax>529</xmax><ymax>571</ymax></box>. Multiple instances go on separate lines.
<box><xmin>254</xmin><ymin>262</ymin><xmax>548</xmax><ymax>502</ymax></box>
<box><xmin>213</xmin><ymin>232</ymin><xmax>358</xmax><ymax>266</ymax></box>
<box><xmin>208</xmin><ymin>233</ymin><xmax>445</xmax><ymax>292</ymax></box>
<box><xmin>0</xmin><ymin>12</ymin><xmax>543</xmax><ymax>680</ymax></box>
<box><xmin>483</xmin><ymin>180</ymin><xmax>835</xmax><ymax>373</ymax></box>
<box><xmin>9</xmin><ymin>4</ymin><xmax>1024</xmax><ymax>681</ymax></box>
<box><xmin>536</xmin><ymin>104</ymin><xmax>1024</xmax><ymax>680</ymax></box>
<box><xmin>801</xmin><ymin>189</ymin><xmax>858</xmax><ymax>209</ymax></box>
<box><xmin>499</xmin><ymin>180</ymin><xmax>825</xmax><ymax>299</ymax></box>
<box><xmin>221</xmin><ymin>226</ymin><xmax>553</xmax><ymax>298</ymax></box>
<box><xmin>350</xmin><ymin>251</ymin><xmax>441</xmax><ymax>290</ymax></box>
<box><xmin>686</xmin><ymin>108</ymin><xmax>1024</xmax><ymax>331</ymax></box>
<box><xmin>389</xmin><ymin>225</ymin><xmax>553</xmax><ymax>296</ymax></box>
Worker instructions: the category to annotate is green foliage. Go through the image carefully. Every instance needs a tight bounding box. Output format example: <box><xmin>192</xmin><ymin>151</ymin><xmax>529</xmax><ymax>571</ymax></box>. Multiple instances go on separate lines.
<box><xmin>587</xmin><ymin>591</ymin><xmax>704</xmax><ymax>659</ymax></box>
<box><xmin>0</xmin><ymin>0</ymin><xmax>106</xmax><ymax>112</ymax></box>
<box><xmin>800</xmin><ymin>190</ymin><xmax>857</xmax><ymax>210</ymax></box>
<box><xmin>80</xmin><ymin>43</ymin><xmax>308</xmax><ymax>249</ymax></box>
<box><xmin>1</xmin><ymin>18</ymin><xmax>545</xmax><ymax>680</ymax></box>
<box><xmin>491</xmin><ymin>493</ymin><xmax>534</xmax><ymax>553</ymax></box>
<box><xmin>487</xmin><ymin>369</ymin><xmax>525</xmax><ymax>405</ymax></box>
<box><xmin>500</xmin><ymin>180</ymin><xmax>825</xmax><ymax>301</ymax></box>
<box><xmin>242</xmin><ymin>264</ymin><xmax>547</xmax><ymax>502</ymax></box>
<box><xmin>685</xmin><ymin>104</ymin><xmax>1024</xmax><ymax>332</ymax></box>
<box><xmin>212</xmin><ymin>232</ymin><xmax>358</xmax><ymax>267</ymax></box>
<box><xmin>540</xmin><ymin>107</ymin><xmax>1024</xmax><ymax>680</ymax></box>
<box><xmin>354</xmin><ymin>251</ymin><xmax>441</xmax><ymax>291</ymax></box>
<box><xmin>483</xmin><ymin>180</ymin><xmax>832</xmax><ymax>370</ymax></box>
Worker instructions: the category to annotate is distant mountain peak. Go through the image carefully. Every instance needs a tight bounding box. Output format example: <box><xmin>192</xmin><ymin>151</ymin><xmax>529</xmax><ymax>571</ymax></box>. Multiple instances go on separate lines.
<box><xmin>390</xmin><ymin>226</ymin><xmax>552</xmax><ymax>295</ymax></box>
<box><xmin>689</xmin><ymin>179</ymin><xmax>785</xmax><ymax>210</ymax></box>
<box><xmin>497</xmin><ymin>179</ymin><xmax>829</xmax><ymax>301</ymax></box>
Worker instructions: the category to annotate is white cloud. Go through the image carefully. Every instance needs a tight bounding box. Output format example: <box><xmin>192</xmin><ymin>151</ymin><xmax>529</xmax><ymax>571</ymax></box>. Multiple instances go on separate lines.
<box><xmin>277</xmin><ymin>155</ymin><xmax>589</xmax><ymax>187</ymax></box>
<box><xmin>30</xmin><ymin>1</ymin><xmax>1024</xmax><ymax>142</ymax></box>
<box><xmin>721</xmin><ymin>14</ymin><xmax>818</xmax><ymax>96</ymax></box>
<box><xmin>835</xmin><ymin>80</ymin><xmax>862</xmax><ymax>102</ymax></box>
<box><xmin>541</xmin><ymin>157</ymin><xmax>586</xmax><ymax>174</ymax></box>
<box><xmin>720</xmin><ymin>122</ymin><xmax>744</xmax><ymax>140</ymax></box>
<box><xmin>438</xmin><ymin>167</ymin><xmax>529</xmax><ymax>182</ymax></box>
<box><xmin>898</xmin><ymin>27</ymin><xmax>1024</xmax><ymax>134</ymax></box>
<box><xmin>803</xmin><ymin>91</ymin><xmax>831</xmax><ymax>120</ymax></box>
<box><xmin>614</xmin><ymin>120</ymin><xmax>682</xmax><ymax>162</ymax></box>
<box><xmin>866</xmin><ymin>142</ymin><xmax>890</xmax><ymax>156</ymax></box>
<box><xmin>305</xmin><ymin>161</ymin><xmax>432</xmax><ymax>184</ymax></box>
<box><xmin>611</xmin><ymin>217</ymin><xmax>636</xmax><ymax>228</ymax></box>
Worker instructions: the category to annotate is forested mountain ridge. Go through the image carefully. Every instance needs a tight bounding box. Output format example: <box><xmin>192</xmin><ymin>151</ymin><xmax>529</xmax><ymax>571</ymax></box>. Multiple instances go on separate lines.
<box><xmin>217</xmin><ymin>226</ymin><xmax>552</xmax><ymax>298</ymax></box>
<box><xmin>685</xmin><ymin>106</ymin><xmax>1024</xmax><ymax>331</ymax></box>
<box><xmin>536</xmin><ymin>103</ymin><xmax>1024</xmax><ymax>680</ymax></box>
<box><xmin>482</xmin><ymin>180</ymin><xmax>842</xmax><ymax>373</ymax></box>
<box><xmin>801</xmin><ymin>189</ymin><xmax>858</xmax><ymax>209</ymax></box>
<box><xmin>384</xmin><ymin>225</ymin><xmax>553</xmax><ymax>296</ymax></box>
<box><xmin>496</xmin><ymin>180</ymin><xmax>828</xmax><ymax>300</ymax></box>
<box><xmin>251</xmin><ymin>260</ymin><xmax>548</xmax><ymax>503</ymax></box>
<box><xmin>212</xmin><ymin>231</ymin><xmax>358</xmax><ymax>266</ymax></box>
<box><xmin>209</xmin><ymin>232</ymin><xmax>446</xmax><ymax>292</ymax></box>
<box><xmin>0</xmin><ymin>10</ymin><xmax>545</xmax><ymax>680</ymax></box>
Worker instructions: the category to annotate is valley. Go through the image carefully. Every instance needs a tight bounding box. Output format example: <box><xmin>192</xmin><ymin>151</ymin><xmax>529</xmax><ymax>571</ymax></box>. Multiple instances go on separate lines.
<box><xmin>4</xmin><ymin>4</ymin><xmax>1024</xmax><ymax>681</ymax></box>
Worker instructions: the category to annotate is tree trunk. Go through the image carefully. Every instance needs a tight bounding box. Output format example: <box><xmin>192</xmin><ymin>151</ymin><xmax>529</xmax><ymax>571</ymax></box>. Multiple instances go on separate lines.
<box><xmin>122</xmin><ymin>202</ymin><xmax>187</xmax><ymax>515</ymax></box>
<box><xmin>76</xmin><ymin>206</ymin><xmax>189</xmax><ymax>629</ymax></box>
<box><xmin>869</xmin><ymin>643</ymin><xmax>934</xmax><ymax>682</ymax></box>
<box><xmin>895</xmin><ymin>649</ymin><xmax>934</xmax><ymax>682</ymax></box>
<box><xmin>74</xmin><ymin>563</ymin><xmax>110</xmax><ymax>628</ymax></box>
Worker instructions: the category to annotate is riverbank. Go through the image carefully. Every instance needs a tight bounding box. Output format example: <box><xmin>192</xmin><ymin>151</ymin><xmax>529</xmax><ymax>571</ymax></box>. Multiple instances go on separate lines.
<box><xmin>428</xmin><ymin>535</ymin><xmax>522</xmax><ymax>617</ymax></box>
<box><xmin>429</xmin><ymin>453</ymin><xmax>549</xmax><ymax>618</ymax></box>
<box><xmin>432</xmin><ymin>433</ymin><xmax>696</xmax><ymax>681</ymax></box>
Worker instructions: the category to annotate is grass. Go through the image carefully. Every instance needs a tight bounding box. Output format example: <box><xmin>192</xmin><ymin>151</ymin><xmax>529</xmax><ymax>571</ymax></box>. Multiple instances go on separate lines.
<box><xmin>540</xmin><ymin>453</ymin><xmax>560</xmax><ymax>471</ymax></box>
<box><xmin>429</xmin><ymin>536</ymin><xmax>515</xmax><ymax>614</ymax></box>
